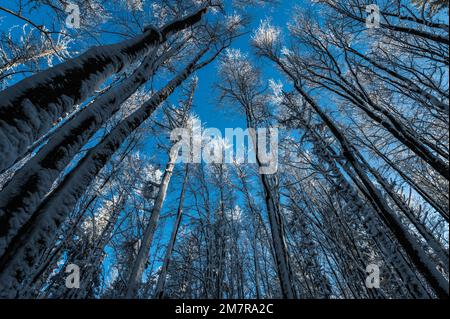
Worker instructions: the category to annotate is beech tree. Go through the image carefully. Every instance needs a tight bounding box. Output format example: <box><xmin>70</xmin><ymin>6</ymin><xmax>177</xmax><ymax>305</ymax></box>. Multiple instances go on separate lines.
<box><xmin>0</xmin><ymin>0</ymin><xmax>447</xmax><ymax>300</ymax></box>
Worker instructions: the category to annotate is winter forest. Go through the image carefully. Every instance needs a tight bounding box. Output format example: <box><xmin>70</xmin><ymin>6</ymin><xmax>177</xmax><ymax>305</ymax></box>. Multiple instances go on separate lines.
<box><xmin>0</xmin><ymin>0</ymin><xmax>448</xmax><ymax>300</ymax></box>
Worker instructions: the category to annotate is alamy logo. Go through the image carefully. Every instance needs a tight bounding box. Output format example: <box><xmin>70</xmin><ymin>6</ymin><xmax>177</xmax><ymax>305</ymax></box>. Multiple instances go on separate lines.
<box><xmin>65</xmin><ymin>263</ymin><xmax>80</xmax><ymax>289</ymax></box>
<box><xmin>127</xmin><ymin>0</ymin><xmax>144</xmax><ymax>11</ymax></box>
<box><xmin>170</xmin><ymin>120</ymin><xmax>278</xmax><ymax>174</ymax></box>
<box><xmin>365</xmin><ymin>264</ymin><xmax>380</xmax><ymax>289</ymax></box>
<box><xmin>366</xmin><ymin>4</ymin><xmax>380</xmax><ymax>29</ymax></box>
<box><xmin>65</xmin><ymin>3</ymin><xmax>80</xmax><ymax>29</ymax></box>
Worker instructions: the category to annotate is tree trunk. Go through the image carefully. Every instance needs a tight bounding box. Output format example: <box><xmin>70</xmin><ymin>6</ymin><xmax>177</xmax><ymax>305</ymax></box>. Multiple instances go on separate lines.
<box><xmin>0</xmin><ymin>7</ymin><xmax>208</xmax><ymax>172</ymax></box>
<box><xmin>273</xmin><ymin>56</ymin><xmax>449</xmax><ymax>298</ymax></box>
<box><xmin>0</xmin><ymin>46</ymin><xmax>177</xmax><ymax>258</ymax></box>
<box><xmin>154</xmin><ymin>165</ymin><xmax>189</xmax><ymax>299</ymax></box>
<box><xmin>0</xmin><ymin>48</ymin><xmax>209</xmax><ymax>298</ymax></box>
<box><xmin>125</xmin><ymin>147</ymin><xmax>179</xmax><ymax>298</ymax></box>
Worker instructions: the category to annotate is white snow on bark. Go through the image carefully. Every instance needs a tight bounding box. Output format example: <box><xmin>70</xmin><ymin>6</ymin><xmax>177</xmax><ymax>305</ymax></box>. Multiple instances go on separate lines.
<box><xmin>0</xmin><ymin>48</ymin><xmax>208</xmax><ymax>298</ymax></box>
<box><xmin>0</xmin><ymin>28</ymin><xmax>162</xmax><ymax>173</ymax></box>
<box><xmin>0</xmin><ymin>47</ymin><xmax>175</xmax><ymax>258</ymax></box>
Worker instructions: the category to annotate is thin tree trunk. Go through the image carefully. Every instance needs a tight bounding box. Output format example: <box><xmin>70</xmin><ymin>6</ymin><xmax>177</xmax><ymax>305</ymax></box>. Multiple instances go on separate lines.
<box><xmin>248</xmin><ymin>120</ymin><xmax>297</xmax><ymax>298</ymax></box>
<box><xmin>154</xmin><ymin>165</ymin><xmax>189</xmax><ymax>299</ymax></box>
<box><xmin>274</xmin><ymin>56</ymin><xmax>449</xmax><ymax>298</ymax></box>
<box><xmin>0</xmin><ymin>48</ymin><xmax>210</xmax><ymax>298</ymax></box>
<box><xmin>125</xmin><ymin>147</ymin><xmax>179</xmax><ymax>298</ymax></box>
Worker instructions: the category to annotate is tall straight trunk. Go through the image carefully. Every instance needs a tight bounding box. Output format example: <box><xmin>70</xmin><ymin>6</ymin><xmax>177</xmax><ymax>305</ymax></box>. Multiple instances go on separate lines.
<box><xmin>0</xmin><ymin>49</ymin><xmax>209</xmax><ymax>298</ymax></box>
<box><xmin>307</xmin><ymin>59</ymin><xmax>449</xmax><ymax>179</ymax></box>
<box><xmin>0</xmin><ymin>47</ymin><xmax>178</xmax><ymax>258</ymax></box>
<box><xmin>350</xmin><ymin>88</ymin><xmax>449</xmax><ymax>180</ymax></box>
<box><xmin>355</xmin><ymin>153</ymin><xmax>449</xmax><ymax>271</ymax></box>
<box><xmin>360</xmin><ymin>135</ymin><xmax>448</xmax><ymax>220</ymax></box>
<box><xmin>287</xmin><ymin>177</ymin><xmax>383</xmax><ymax>298</ymax></box>
<box><xmin>314</xmin><ymin>125</ymin><xmax>448</xmax><ymax>276</ymax></box>
<box><xmin>0</xmin><ymin>7</ymin><xmax>208</xmax><ymax>172</ymax></box>
<box><xmin>286</xmin><ymin>188</ymin><xmax>331</xmax><ymax>298</ymax></box>
<box><xmin>310</xmin><ymin>125</ymin><xmax>430</xmax><ymax>298</ymax></box>
<box><xmin>234</xmin><ymin>163</ymin><xmax>274</xmax><ymax>259</ymax></box>
<box><xmin>260</xmin><ymin>173</ymin><xmax>297</xmax><ymax>299</ymax></box>
<box><xmin>234</xmin><ymin>164</ymin><xmax>271</xmax><ymax>299</ymax></box>
<box><xmin>125</xmin><ymin>147</ymin><xmax>179</xmax><ymax>298</ymax></box>
<box><xmin>251</xmin><ymin>231</ymin><xmax>262</xmax><ymax>299</ymax></box>
<box><xmin>246</xmin><ymin>116</ymin><xmax>297</xmax><ymax>298</ymax></box>
<box><xmin>274</xmin><ymin>56</ymin><xmax>449</xmax><ymax>298</ymax></box>
<box><xmin>126</xmin><ymin>75</ymin><xmax>198</xmax><ymax>299</ymax></box>
<box><xmin>154</xmin><ymin>165</ymin><xmax>189</xmax><ymax>299</ymax></box>
<box><xmin>177</xmin><ymin>237</ymin><xmax>194</xmax><ymax>298</ymax></box>
<box><xmin>208</xmin><ymin>164</ymin><xmax>228</xmax><ymax>299</ymax></box>
<box><xmin>0</xmin><ymin>12</ymin><xmax>207</xmax><ymax>259</ymax></box>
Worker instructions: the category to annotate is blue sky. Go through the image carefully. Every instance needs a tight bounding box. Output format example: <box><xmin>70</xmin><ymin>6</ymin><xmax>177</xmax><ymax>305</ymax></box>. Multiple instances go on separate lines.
<box><xmin>0</xmin><ymin>0</ymin><xmax>306</xmax><ymax>132</ymax></box>
<box><xmin>0</xmin><ymin>0</ymin><xmax>312</xmax><ymax>292</ymax></box>
<box><xmin>193</xmin><ymin>0</ymin><xmax>302</xmax><ymax>131</ymax></box>
<box><xmin>1</xmin><ymin>0</ymin><xmax>449</xmax><ymax>298</ymax></box>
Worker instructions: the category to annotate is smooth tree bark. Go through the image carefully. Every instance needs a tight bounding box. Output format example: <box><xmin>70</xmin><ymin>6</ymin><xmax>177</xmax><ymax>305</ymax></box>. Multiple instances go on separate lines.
<box><xmin>217</xmin><ymin>52</ymin><xmax>297</xmax><ymax>298</ymax></box>
<box><xmin>126</xmin><ymin>78</ymin><xmax>197</xmax><ymax>299</ymax></box>
<box><xmin>154</xmin><ymin>164</ymin><xmax>189</xmax><ymax>299</ymax></box>
<box><xmin>125</xmin><ymin>143</ymin><xmax>180</xmax><ymax>298</ymax></box>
